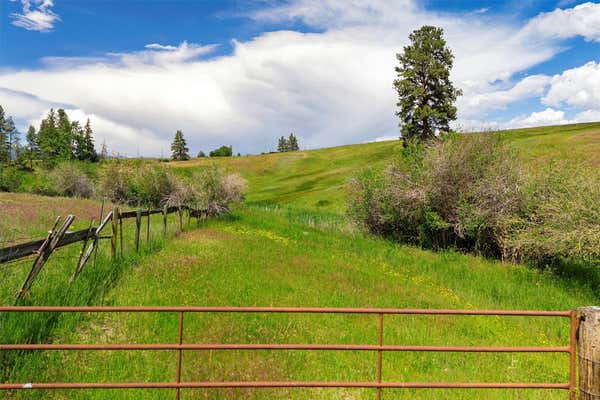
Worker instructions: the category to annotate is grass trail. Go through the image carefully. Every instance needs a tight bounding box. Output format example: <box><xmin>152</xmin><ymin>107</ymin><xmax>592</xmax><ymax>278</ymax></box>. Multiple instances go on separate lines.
<box><xmin>8</xmin><ymin>206</ymin><xmax>596</xmax><ymax>399</ymax></box>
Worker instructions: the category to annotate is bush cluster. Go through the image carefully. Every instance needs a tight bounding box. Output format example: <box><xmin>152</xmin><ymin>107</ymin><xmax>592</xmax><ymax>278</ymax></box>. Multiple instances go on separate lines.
<box><xmin>348</xmin><ymin>133</ymin><xmax>600</xmax><ymax>268</ymax></box>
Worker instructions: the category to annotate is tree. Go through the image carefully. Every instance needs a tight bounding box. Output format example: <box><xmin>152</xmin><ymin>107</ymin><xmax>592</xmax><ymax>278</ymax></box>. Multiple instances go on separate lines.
<box><xmin>0</xmin><ymin>105</ymin><xmax>8</xmax><ymax>163</ymax></box>
<box><xmin>277</xmin><ymin>136</ymin><xmax>288</xmax><ymax>152</ymax></box>
<box><xmin>394</xmin><ymin>25</ymin><xmax>461</xmax><ymax>143</ymax></box>
<box><xmin>288</xmin><ymin>133</ymin><xmax>299</xmax><ymax>151</ymax></box>
<box><xmin>56</xmin><ymin>108</ymin><xmax>75</xmax><ymax>160</ymax></box>
<box><xmin>197</xmin><ymin>150</ymin><xmax>206</xmax><ymax>158</ymax></box>
<box><xmin>4</xmin><ymin>116</ymin><xmax>18</xmax><ymax>164</ymax></box>
<box><xmin>99</xmin><ymin>139</ymin><xmax>109</xmax><ymax>160</ymax></box>
<box><xmin>209</xmin><ymin>145</ymin><xmax>232</xmax><ymax>157</ymax></box>
<box><xmin>82</xmin><ymin>119</ymin><xmax>98</xmax><ymax>162</ymax></box>
<box><xmin>170</xmin><ymin>130</ymin><xmax>190</xmax><ymax>161</ymax></box>
<box><xmin>25</xmin><ymin>125</ymin><xmax>39</xmax><ymax>169</ymax></box>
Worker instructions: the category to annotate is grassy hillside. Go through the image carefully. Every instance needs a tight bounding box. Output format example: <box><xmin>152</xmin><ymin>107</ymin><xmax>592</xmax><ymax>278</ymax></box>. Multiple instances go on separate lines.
<box><xmin>3</xmin><ymin>122</ymin><xmax>600</xmax><ymax>399</ymax></box>
<box><xmin>170</xmin><ymin>122</ymin><xmax>600</xmax><ymax>213</ymax></box>
<box><xmin>5</xmin><ymin>206</ymin><xmax>594</xmax><ymax>399</ymax></box>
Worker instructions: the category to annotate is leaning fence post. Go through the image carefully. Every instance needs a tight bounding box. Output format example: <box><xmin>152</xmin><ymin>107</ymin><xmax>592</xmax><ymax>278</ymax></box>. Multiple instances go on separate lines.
<box><xmin>578</xmin><ymin>307</ymin><xmax>600</xmax><ymax>400</ymax></box>
<box><xmin>111</xmin><ymin>207</ymin><xmax>119</xmax><ymax>261</ymax></box>
<box><xmin>163</xmin><ymin>205</ymin><xmax>168</xmax><ymax>238</ymax></box>
<box><xmin>178</xmin><ymin>206</ymin><xmax>183</xmax><ymax>232</ymax></box>
<box><xmin>135</xmin><ymin>209</ymin><xmax>141</xmax><ymax>252</ymax></box>
<box><xmin>146</xmin><ymin>209</ymin><xmax>150</xmax><ymax>243</ymax></box>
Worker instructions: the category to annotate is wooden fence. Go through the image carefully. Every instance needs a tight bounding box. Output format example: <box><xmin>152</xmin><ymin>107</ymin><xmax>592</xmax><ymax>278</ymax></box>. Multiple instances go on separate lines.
<box><xmin>0</xmin><ymin>205</ymin><xmax>209</xmax><ymax>301</ymax></box>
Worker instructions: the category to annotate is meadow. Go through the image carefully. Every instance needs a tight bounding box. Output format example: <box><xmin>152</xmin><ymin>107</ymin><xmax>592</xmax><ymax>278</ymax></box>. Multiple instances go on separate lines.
<box><xmin>2</xmin><ymin>122</ymin><xmax>600</xmax><ymax>399</ymax></box>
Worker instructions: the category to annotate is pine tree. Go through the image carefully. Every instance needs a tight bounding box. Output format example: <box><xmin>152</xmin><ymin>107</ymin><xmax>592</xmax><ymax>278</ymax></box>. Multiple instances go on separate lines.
<box><xmin>26</xmin><ymin>125</ymin><xmax>39</xmax><ymax>169</ymax></box>
<box><xmin>83</xmin><ymin>119</ymin><xmax>98</xmax><ymax>162</ymax></box>
<box><xmin>38</xmin><ymin>109</ymin><xmax>59</xmax><ymax>167</ymax></box>
<box><xmin>72</xmin><ymin>121</ymin><xmax>86</xmax><ymax>160</ymax></box>
<box><xmin>0</xmin><ymin>105</ymin><xmax>7</xmax><ymax>163</ymax></box>
<box><xmin>394</xmin><ymin>26</ymin><xmax>462</xmax><ymax>142</ymax></box>
<box><xmin>5</xmin><ymin>116</ymin><xmax>19</xmax><ymax>164</ymax></box>
<box><xmin>277</xmin><ymin>136</ymin><xmax>288</xmax><ymax>152</ymax></box>
<box><xmin>56</xmin><ymin>109</ymin><xmax>74</xmax><ymax>160</ymax></box>
<box><xmin>170</xmin><ymin>130</ymin><xmax>190</xmax><ymax>161</ymax></box>
<box><xmin>288</xmin><ymin>133</ymin><xmax>299</xmax><ymax>151</ymax></box>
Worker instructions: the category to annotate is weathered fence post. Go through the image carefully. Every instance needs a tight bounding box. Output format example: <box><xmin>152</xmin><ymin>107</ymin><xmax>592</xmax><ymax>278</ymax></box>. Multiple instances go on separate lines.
<box><xmin>111</xmin><ymin>207</ymin><xmax>119</xmax><ymax>261</ymax></box>
<box><xmin>119</xmin><ymin>212</ymin><xmax>124</xmax><ymax>258</ymax></box>
<box><xmin>135</xmin><ymin>209</ymin><xmax>141</xmax><ymax>252</ymax></box>
<box><xmin>578</xmin><ymin>307</ymin><xmax>600</xmax><ymax>400</ymax></box>
<box><xmin>163</xmin><ymin>205</ymin><xmax>168</xmax><ymax>238</ymax></box>
<box><xmin>146</xmin><ymin>209</ymin><xmax>150</xmax><ymax>243</ymax></box>
<box><xmin>178</xmin><ymin>206</ymin><xmax>183</xmax><ymax>232</ymax></box>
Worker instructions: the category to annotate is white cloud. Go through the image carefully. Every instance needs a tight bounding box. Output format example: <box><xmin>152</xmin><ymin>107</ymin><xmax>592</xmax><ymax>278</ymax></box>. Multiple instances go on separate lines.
<box><xmin>507</xmin><ymin>107</ymin><xmax>574</xmax><ymax>128</ymax></box>
<box><xmin>543</xmin><ymin>61</ymin><xmax>600</xmax><ymax>108</ymax></box>
<box><xmin>10</xmin><ymin>0</ymin><xmax>60</xmax><ymax>32</ymax></box>
<box><xmin>2</xmin><ymin>0</ymin><xmax>600</xmax><ymax>155</ymax></box>
<box><xmin>521</xmin><ymin>2</ymin><xmax>600</xmax><ymax>42</ymax></box>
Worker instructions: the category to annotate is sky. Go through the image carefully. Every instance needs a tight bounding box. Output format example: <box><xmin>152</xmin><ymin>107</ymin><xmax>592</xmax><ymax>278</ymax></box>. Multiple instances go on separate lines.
<box><xmin>1</xmin><ymin>0</ymin><xmax>600</xmax><ymax>156</ymax></box>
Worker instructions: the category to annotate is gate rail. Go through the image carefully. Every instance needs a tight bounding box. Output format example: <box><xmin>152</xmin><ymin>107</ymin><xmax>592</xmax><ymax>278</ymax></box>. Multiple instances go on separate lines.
<box><xmin>0</xmin><ymin>306</ymin><xmax>578</xmax><ymax>400</ymax></box>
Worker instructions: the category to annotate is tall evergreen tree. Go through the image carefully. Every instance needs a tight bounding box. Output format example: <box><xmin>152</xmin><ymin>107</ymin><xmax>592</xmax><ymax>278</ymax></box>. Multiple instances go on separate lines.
<box><xmin>0</xmin><ymin>106</ymin><xmax>7</xmax><ymax>164</ymax></box>
<box><xmin>83</xmin><ymin>119</ymin><xmax>98</xmax><ymax>162</ymax></box>
<box><xmin>38</xmin><ymin>108</ymin><xmax>60</xmax><ymax>167</ymax></box>
<box><xmin>5</xmin><ymin>116</ymin><xmax>19</xmax><ymax>163</ymax></box>
<box><xmin>277</xmin><ymin>136</ymin><xmax>288</xmax><ymax>152</ymax></box>
<box><xmin>72</xmin><ymin>121</ymin><xmax>86</xmax><ymax>160</ymax></box>
<box><xmin>170</xmin><ymin>130</ymin><xmax>190</xmax><ymax>161</ymax></box>
<box><xmin>288</xmin><ymin>133</ymin><xmax>299</xmax><ymax>151</ymax></box>
<box><xmin>56</xmin><ymin>108</ymin><xmax>75</xmax><ymax>160</ymax></box>
<box><xmin>394</xmin><ymin>26</ymin><xmax>461</xmax><ymax>142</ymax></box>
<box><xmin>25</xmin><ymin>125</ymin><xmax>39</xmax><ymax>169</ymax></box>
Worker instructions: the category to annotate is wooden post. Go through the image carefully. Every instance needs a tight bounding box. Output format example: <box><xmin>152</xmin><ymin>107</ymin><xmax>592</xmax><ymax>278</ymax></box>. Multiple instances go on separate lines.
<box><xmin>146</xmin><ymin>209</ymin><xmax>150</xmax><ymax>242</ymax></box>
<box><xmin>111</xmin><ymin>207</ymin><xmax>119</xmax><ymax>261</ymax></box>
<box><xmin>119</xmin><ymin>213</ymin><xmax>123</xmax><ymax>257</ymax></box>
<box><xmin>178</xmin><ymin>206</ymin><xmax>183</xmax><ymax>232</ymax></box>
<box><xmin>163</xmin><ymin>205</ymin><xmax>168</xmax><ymax>238</ymax></box>
<box><xmin>135</xmin><ymin>209</ymin><xmax>141</xmax><ymax>252</ymax></box>
<box><xmin>578</xmin><ymin>307</ymin><xmax>600</xmax><ymax>400</ymax></box>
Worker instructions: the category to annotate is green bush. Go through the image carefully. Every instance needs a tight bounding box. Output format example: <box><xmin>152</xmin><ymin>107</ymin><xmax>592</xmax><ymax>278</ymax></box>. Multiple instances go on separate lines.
<box><xmin>349</xmin><ymin>133</ymin><xmax>600</xmax><ymax>269</ymax></box>
<box><xmin>0</xmin><ymin>166</ymin><xmax>25</xmax><ymax>192</ymax></box>
<box><xmin>209</xmin><ymin>145</ymin><xmax>232</xmax><ymax>157</ymax></box>
<box><xmin>47</xmin><ymin>162</ymin><xmax>94</xmax><ymax>198</ymax></box>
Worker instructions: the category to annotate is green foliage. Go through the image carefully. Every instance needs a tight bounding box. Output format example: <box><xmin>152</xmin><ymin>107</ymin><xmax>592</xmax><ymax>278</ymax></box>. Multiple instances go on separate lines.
<box><xmin>394</xmin><ymin>26</ymin><xmax>462</xmax><ymax>142</ymax></box>
<box><xmin>348</xmin><ymin>132</ymin><xmax>600</xmax><ymax>269</ymax></box>
<box><xmin>170</xmin><ymin>130</ymin><xmax>190</xmax><ymax>161</ymax></box>
<box><xmin>0</xmin><ymin>166</ymin><xmax>25</xmax><ymax>192</ymax></box>
<box><xmin>197</xmin><ymin>150</ymin><xmax>206</xmax><ymax>158</ymax></box>
<box><xmin>277</xmin><ymin>133</ymin><xmax>300</xmax><ymax>152</ymax></box>
<box><xmin>209</xmin><ymin>145</ymin><xmax>232</xmax><ymax>157</ymax></box>
<box><xmin>48</xmin><ymin>162</ymin><xmax>95</xmax><ymax>198</ymax></box>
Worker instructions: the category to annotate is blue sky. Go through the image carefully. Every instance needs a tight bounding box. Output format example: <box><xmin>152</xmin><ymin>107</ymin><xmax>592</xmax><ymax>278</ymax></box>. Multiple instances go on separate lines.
<box><xmin>1</xmin><ymin>0</ymin><xmax>600</xmax><ymax>156</ymax></box>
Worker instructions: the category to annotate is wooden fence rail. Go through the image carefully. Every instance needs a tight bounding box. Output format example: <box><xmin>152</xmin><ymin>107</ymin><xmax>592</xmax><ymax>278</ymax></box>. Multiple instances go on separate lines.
<box><xmin>0</xmin><ymin>205</ymin><xmax>210</xmax><ymax>301</ymax></box>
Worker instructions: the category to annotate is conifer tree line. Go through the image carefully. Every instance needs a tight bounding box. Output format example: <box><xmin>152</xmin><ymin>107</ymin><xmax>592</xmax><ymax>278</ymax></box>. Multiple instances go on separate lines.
<box><xmin>0</xmin><ymin>105</ymin><xmax>99</xmax><ymax>168</ymax></box>
<box><xmin>277</xmin><ymin>133</ymin><xmax>299</xmax><ymax>152</ymax></box>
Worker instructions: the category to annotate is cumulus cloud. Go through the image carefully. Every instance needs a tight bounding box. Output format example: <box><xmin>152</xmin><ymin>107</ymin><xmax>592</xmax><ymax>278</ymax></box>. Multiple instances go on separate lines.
<box><xmin>508</xmin><ymin>108</ymin><xmax>574</xmax><ymax>128</ymax></box>
<box><xmin>521</xmin><ymin>2</ymin><xmax>600</xmax><ymax>42</ymax></box>
<box><xmin>543</xmin><ymin>61</ymin><xmax>600</xmax><ymax>108</ymax></box>
<box><xmin>2</xmin><ymin>0</ymin><xmax>600</xmax><ymax>155</ymax></box>
<box><xmin>10</xmin><ymin>0</ymin><xmax>60</xmax><ymax>32</ymax></box>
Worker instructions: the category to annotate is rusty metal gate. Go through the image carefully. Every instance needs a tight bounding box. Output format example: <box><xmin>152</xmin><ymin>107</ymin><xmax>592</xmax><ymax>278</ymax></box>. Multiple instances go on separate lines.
<box><xmin>0</xmin><ymin>306</ymin><xmax>578</xmax><ymax>399</ymax></box>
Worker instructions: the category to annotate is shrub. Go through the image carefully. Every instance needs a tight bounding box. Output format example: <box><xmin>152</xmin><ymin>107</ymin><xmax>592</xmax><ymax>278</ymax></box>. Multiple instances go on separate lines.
<box><xmin>48</xmin><ymin>162</ymin><xmax>94</xmax><ymax>198</ymax></box>
<box><xmin>209</xmin><ymin>145</ymin><xmax>232</xmax><ymax>157</ymax></box>
<box><xmin>187</xmin><ymin>166</ymin><xmax>246</xmax><ymax>214</ymax></box>
<box><xmin>0</xmin><ymin>167</ymin><xmax>25</xmax><ymax>192</ymax></box>
<box><xmin>349</xmin><ymin>134</ymin><xmax>525</xmax><ymax>257</ymax></box>
<box><xmin>98</xmin><ymin>161</ymin><xmax>136</xmax><ymax>204</ymax></box>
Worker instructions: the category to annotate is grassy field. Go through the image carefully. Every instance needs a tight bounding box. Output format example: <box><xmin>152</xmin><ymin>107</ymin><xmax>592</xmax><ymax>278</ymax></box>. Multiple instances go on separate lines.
<box><xmin>170</xmin><ymin>122</ymin><xmax>600</xmax><ymax>213</ymax></box>
<box><xmin>2</xmin><ymin>122</ymin><xmax>600</xmax><ymax>399</ymax></box>
<box><xmin>5</xmin><ymin>206</ymin><xmax>594</xmax><ymax>399</ymax></box>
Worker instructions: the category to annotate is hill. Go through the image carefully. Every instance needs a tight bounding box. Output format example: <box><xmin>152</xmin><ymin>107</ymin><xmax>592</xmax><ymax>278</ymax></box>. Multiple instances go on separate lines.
<box><xmin>170</xmin><ymin>122</ymin><xmax>600</xmax><ymax>213</ymax></box>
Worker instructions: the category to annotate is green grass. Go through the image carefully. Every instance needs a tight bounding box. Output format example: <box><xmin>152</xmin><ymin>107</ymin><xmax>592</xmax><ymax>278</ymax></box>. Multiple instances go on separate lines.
<box><xmin>5</xmin><ymin>206</ymin><xmax>597</xmax><ymax>399</ymax></box>
<box><xmin>3</xmin><ymin>122</ymin><xmax>600</xmax><ymax>399</ymax></box>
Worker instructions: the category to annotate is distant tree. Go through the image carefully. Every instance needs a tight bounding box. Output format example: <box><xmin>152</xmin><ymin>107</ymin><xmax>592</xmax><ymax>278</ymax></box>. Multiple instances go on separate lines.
<box><xmin>38</xmin><ymin>109</ymin><xmax>60</xmax><ymax>167</ymax></box>
<box><xmin>0</xmin><ymin>105</ymin><xmax>8</xmax><ymax>163</ymax></box>
<box><xmin>99</xmin><ymin>139</ymin><xmax>109</xmax><ymax>161</ymax></box>
<box><xmin>25</xmin><ymin>125</ymin><xmax>39</xmax><ymax>169</ymax></box>
<box><xmin>72</xmin><ymin>121</ymin><xmax>86</xmax><ymax>160</ymax></box>
<box><xmin>288</xmin><ymin>133</ymin><xmax>299</xmax><ymax>151</ymax></box>
<box><xmin>170</xmin><ymin>130</ymin><xmax>190</xmax><ymax>161</ymax></box>
<box><xmin>209</xmin><ymin>145</ymin><xmax>232</xmax><ymax>157</ymax></box>
<box><xmin>277</xmin><ymin>136</ymin><xmax>288</xmax><ymax>152</ymax></box>
<box><xmin>4</xmin><ymin>116</ymin><xmax>18</xmax><ymax>164</ymax></box>
<box><xmin>197</xmin><ymin>150</ymin><xmax>206</xmax><ymax>158</ymax></box>
<box><xmin>82</xmin><ymin>119</ymin><xmax>98</xmax><ymax>162</ymax></box>
<box><xmin>55</xmin><ymin>108</ymin><xmax>74</xmax><ymax>160</ymax></box>
<box><xmin>394</xmin><ymin>25</ymin><xmax>461</xmax><ymax>143</ymax></box>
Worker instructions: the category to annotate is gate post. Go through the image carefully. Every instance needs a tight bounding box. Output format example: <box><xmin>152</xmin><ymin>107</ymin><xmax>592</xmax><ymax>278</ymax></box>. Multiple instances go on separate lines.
<box><xmin>578</xmin><ymin>307</ymin><xmax>600</xmax><ymax>400</ymax></box>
